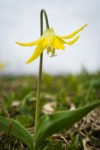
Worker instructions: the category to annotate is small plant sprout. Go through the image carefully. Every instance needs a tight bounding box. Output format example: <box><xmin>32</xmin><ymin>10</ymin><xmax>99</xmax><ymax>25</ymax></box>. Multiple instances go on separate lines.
<box><xmin>0</xmin><ymin>9</ymin><xmax>100</xmax><ymax>150</ymax></box>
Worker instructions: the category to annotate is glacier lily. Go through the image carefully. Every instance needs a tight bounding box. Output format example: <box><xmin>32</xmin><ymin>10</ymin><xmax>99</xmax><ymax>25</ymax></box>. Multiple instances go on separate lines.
<box><xmin>16</xmin><ymin>24</ymin><xmax>87</xmax><ymax>63</ymax></box>
<box><xmin>0</xmin><ymin>63</ymin><xmax>4</xmax><ymax>70</ymax></box>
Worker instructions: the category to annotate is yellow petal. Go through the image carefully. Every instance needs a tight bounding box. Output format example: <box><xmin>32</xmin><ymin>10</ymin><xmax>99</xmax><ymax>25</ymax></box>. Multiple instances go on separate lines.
<box><xmin>43</xmin><ymin>36</ymin><xmax>53</xmax><ymax>47</ymax></box>
<box><xmin>65</xmin><ymin>36</ymin><xmax>79</xmax><ymax>45</ymax></box>
<box><xmin>16</xmin><ymin>37</ymin><xmax>43</xmax><ymax>47</ymax></box>
<box><xmin>56</xmin><ymin>36</ymin><xmax>66</xmax><ymax>44</ymax></box>
<box><xmin>53</xmin><ymin>36</ymin><xmax>65</xmax><ymax>49</ymax></box>
<box><xmin>42</xmin><ymin>38</ymin><xmax>48</xmax><ymax>47</ymax></box>
<box><xmin>26</xmin><ymin>45</ymin><xmax>45</xmax><ymax>63</ymax></box>
<box><xmin>59</xmin><ymin>24</ymin><xmax>88</xmax><ymax>39</ymax></box>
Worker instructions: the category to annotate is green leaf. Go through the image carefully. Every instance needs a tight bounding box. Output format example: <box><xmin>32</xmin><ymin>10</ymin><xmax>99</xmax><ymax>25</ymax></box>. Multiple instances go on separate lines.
<box><xmin>34</xmin><ymin>100</ymin><xmax>100</xmax><ymax>147</ymax></box>
<box><xmin>0</xmin><ymin>116</ymin><xmax>33</xmax><ymax>150</ymax></box>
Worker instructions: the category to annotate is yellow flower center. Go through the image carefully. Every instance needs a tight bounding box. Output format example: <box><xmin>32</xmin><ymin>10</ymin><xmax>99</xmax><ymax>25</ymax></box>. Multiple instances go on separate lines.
<box><xmin>43</xmin><ymin>28</ymin><xmax>57</xmax><ymax>57</ymax></box>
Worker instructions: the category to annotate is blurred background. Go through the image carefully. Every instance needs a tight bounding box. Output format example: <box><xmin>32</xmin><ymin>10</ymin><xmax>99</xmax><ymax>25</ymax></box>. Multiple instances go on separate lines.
<box><xmin>0</xmin><ymin>0</ymin><xmax>100</xmax><ymax>75</ymax></box>
<box><xmin>0</xmin><ymin>1</ymin><xmax>100</xmax><ymax>149</ymax></box>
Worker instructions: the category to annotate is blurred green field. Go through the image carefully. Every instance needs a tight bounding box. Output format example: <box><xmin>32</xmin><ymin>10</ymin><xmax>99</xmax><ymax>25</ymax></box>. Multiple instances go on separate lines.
<box><xmin>0</xmin><ymin>71</ymin><xmax>100</xmax><ymax>149</ymax></box>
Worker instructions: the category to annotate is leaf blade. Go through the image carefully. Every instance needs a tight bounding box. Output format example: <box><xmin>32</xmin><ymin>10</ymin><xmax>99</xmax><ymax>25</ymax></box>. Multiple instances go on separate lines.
<box><xmin>34</xmin><ymin>100</ymin><xmax>100</xmax><ymax>145</ymax></box>
<box><xmin>0</xmin><ymin>116</ymin><xmax>33</xmax><ymax>150</ymax></box>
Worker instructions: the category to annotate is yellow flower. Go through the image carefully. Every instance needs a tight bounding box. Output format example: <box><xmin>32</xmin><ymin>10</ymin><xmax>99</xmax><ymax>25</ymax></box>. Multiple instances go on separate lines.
<box><xmin>16</xmin><ymin>24</ymin><xmax>87</xmax><ymax>63</ymax></box>
<box><xmin>0</xmin><ymin>63</ymin><xmax>5</xmax><ymax>70</ymax></box>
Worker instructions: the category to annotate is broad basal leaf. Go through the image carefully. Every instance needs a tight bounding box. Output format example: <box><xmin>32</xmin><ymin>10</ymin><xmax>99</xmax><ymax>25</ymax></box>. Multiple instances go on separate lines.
<box><xmin>0</xmin><ymin>116</ymin><xmax>33</xmax><ymax>150</ymax></box>
<box><xmin>34</xmin><ymin>100</ymin><xmax>100</xmax><ymax>147</ymax></box>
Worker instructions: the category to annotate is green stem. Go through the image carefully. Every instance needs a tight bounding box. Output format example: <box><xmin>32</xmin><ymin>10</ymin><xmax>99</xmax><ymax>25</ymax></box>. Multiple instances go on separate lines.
<box><xmin>34</xmin><ymin>9</ymin><xmax>50</xmax><ymax>135</ymax></box>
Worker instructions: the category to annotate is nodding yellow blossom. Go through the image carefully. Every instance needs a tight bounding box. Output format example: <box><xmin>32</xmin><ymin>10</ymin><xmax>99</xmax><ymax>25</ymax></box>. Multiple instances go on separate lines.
<box><xmin>16</xmin><ymin>24</ymin><xmax>87</xmax><ymax>63</ymax></box>
<box><xmin>0</xmin><ymin>63</ymin><xmax>4</xmax><ymax>70</ymax></box>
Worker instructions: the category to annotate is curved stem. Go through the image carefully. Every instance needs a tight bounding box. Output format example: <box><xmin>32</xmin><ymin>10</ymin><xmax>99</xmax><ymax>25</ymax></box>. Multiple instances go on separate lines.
<box><xmin>34</xmin><ymin>9</ymin><xmax>50</xmax><ymax>135</ymax></box>
<box><xmin>40</xmin><ymin>9</ymin><xmax>50</xmax><ymax>29</ymax></box>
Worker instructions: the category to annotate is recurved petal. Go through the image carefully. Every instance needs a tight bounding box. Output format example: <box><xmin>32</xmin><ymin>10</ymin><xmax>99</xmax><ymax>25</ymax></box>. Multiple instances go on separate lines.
<box><xmin>53</xmin><ymin>36</ymin><xmax>65</xmax><ymax>49</ymax></box>
<box><xmin>59</xmin><ymin>24</ymin><xmax>88</xmax><ymax>39</ymax></box>
<box><xmin>65</xmin><ymin>36</ymin><xmax>79</xmax><ymax>45</ymax></box>
<box><xmin>26</xmin><ymin>45</ymin><xmax>45</xmax><ymax>63</ymax></box>
<box><xmin>56</xmin><ymin>36</ymin><xmax>66</xmax><ymax>44</ymax></box>
<box><xmin>16</xmin><ymin>37</ymin><xmax>43</xmax><ymax>47</ymax></box>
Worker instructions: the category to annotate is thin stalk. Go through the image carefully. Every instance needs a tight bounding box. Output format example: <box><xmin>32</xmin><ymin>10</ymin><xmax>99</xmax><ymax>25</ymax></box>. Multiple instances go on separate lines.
<box><xmin>34</xmin><ymin>9</ymin><xmax>50</xmax><ymax>135</ymax></box>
